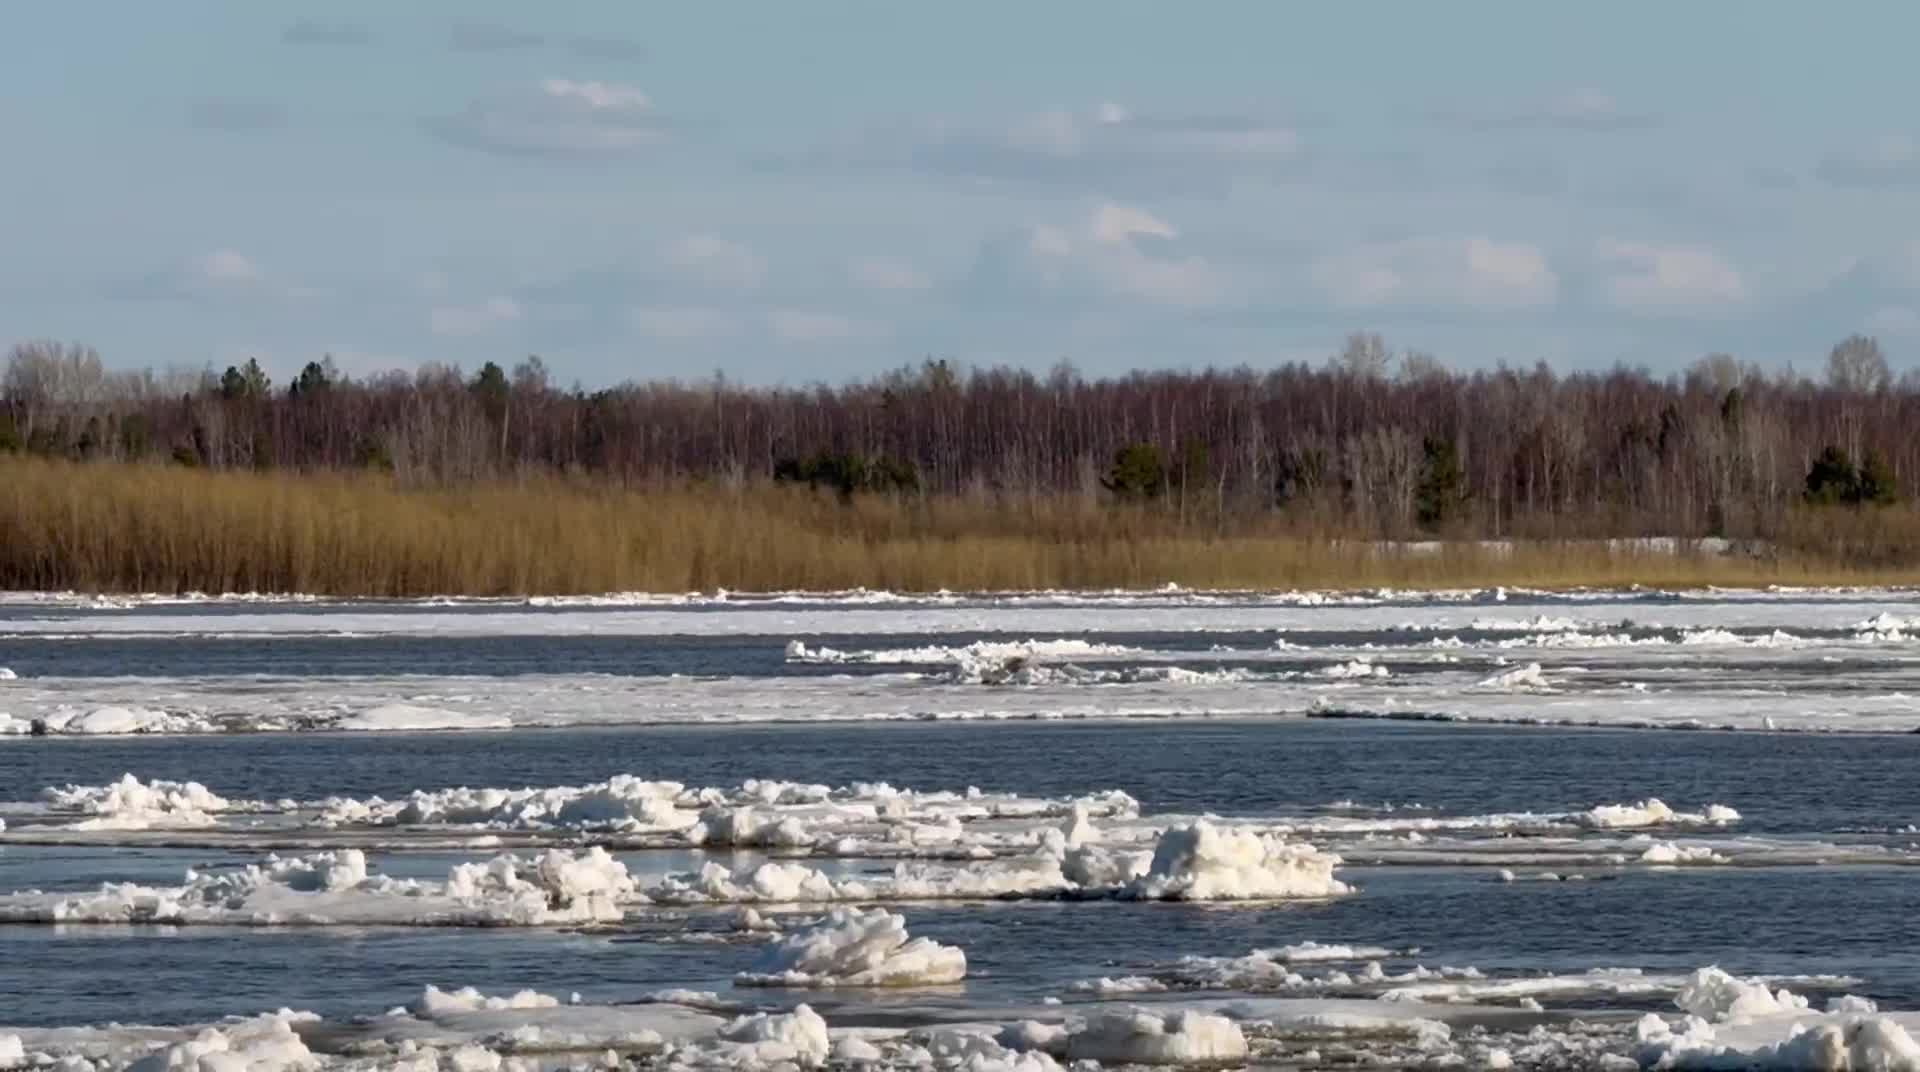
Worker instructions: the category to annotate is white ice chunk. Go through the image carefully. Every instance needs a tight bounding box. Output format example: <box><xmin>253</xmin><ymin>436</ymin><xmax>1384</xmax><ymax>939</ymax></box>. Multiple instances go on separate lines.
<box><xmin>1065</xmin><ymin>1009</ymin><xmax>1247</xmax><ymax>1066</ymax></box>
<box><xmin>122</xmin><ymin>1010</ymin><xmax>317</xmax><ymax>1072</ymax></box>
<box><xmin>711</xmin><ymin>1004</ymin><xmax>831</xmax><ymax>1065</ymax></box>
<box><xmin>40</xmin><ymin>774</ymin><xmax>234</xmax><ymax>830</ymax></box>
<box><xmin>1675</xmin><ymin>966</ymin><xmax>1811</xmax><ymax>1023</ymax></box>
<box><xmin>1126</xmin><ymin>822</ymin><xmax>1350</xmax><ymax>901</ymax></box>
<box><xmin>0</xmin><ymin>847</ymin><xmax>632</xmax><ymax>926</ymax></box>
<box><xmin>334</xmin><ymin>704</ymin><xmax>513</xmax><ymax>732</ymax></box>
<box><xmin>737</xmin><ymin>907</ymin><xmax>966</xmax><ymax>987</ymax></box>
<box><xmin>410</xmin><ymin>985</ymin><xmax>561</xmax><ymax>1017</ymax></box>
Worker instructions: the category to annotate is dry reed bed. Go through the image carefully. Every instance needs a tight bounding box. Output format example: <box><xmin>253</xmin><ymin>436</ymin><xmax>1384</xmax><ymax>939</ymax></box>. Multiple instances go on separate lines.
<box><xmin>2</xmin><ymin>457</ymin><xmax>1916</xmax><ymax>596</ymax></box>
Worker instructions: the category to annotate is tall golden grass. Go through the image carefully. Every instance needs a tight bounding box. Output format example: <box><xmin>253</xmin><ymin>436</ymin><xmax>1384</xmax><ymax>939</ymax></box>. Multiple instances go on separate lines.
<box><xmin>3</xmin><ymin>456</ymin><xmax>1918</xmax><ymax>595</ymax></box>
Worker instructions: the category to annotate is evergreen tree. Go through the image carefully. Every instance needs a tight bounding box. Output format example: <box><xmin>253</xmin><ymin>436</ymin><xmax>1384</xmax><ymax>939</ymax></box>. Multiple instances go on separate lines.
<box><xmin>1415</xmin><ymin>436</ymin><xmax>1468</xmax><ymax>528</ymax></box>
<box><xmin>1102</xmin><ymin>442</ymin><xmax>1165</xmax><ymax>501</ymax></box>
<box><xmin>1804</xmin><ymin>446</ymin><xmax>1859</xmax><ymax>505</ymax></box>
<box><xmin>219</xmin><ymin>359</ymin><xmax>272</xmax><ymax>401</ymax></box>
<box><xmin>290</xmin><ymin>360</ymin><xmax>334</xmax><ymax>399</ymax></box>
<box><xmin>1857</xmin><ymin>450</ymin><xmax>1899</xmax><ymax>506</ymax></box>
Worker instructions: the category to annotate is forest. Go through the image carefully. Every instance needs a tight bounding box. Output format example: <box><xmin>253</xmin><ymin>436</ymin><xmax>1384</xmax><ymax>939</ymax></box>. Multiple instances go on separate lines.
<box><xmin>2</xmin><ymin>332</ymin><xmax>1912</xmax><ymax>544</ymax></box>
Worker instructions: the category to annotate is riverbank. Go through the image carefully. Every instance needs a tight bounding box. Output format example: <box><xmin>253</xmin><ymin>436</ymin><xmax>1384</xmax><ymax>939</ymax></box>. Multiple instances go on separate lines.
<box><xmin>3</xmin><ymin>456</ymin><xmax>1915</xmax><ymax>596</ymax></box>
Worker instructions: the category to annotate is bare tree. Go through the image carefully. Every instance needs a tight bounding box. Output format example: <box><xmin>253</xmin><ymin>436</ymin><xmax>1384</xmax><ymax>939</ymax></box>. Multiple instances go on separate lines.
<box><xmin>1334</xmin><ymin>332</ymin><xmax>1391</xmax><ymax>380</ymax></box>
<box><xmin>1827</xmin><ymin>335</ymin><xmax>1891</xmax><ymax>393</ymax></box>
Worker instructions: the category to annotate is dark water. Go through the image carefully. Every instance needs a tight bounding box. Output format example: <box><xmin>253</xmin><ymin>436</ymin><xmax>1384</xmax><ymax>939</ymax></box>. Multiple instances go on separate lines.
<box><xmin>3</xmin><ymin>720</ymin><xmax>1920</xmax><ymax>1026</ymax></box>
<box><xmin>5</xmin><ymin>719</ymin><xmax>1917</xmax><ymax>835</ymax></box>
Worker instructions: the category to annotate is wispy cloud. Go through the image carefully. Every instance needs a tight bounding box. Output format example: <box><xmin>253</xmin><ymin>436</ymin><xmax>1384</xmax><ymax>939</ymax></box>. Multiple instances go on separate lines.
<box><xmin>426</xmin><ymin>79</ymin><xmax>665</xmax><ymax>158</ymax></box>
<box><xmin>1867</xmin><ymin>306</ymin><xmax>1920</xmax><ymax>338</ymax></box>
<box><xmin>568</xmin><ymin>35</ymin><xmax>646</xmax><ymax>61</ymax></box>
<box><xmin>974</xmin><ymin>202</ymin><xmax>1230</xmax><ymax>308</ymax></box>
<box><xmin>450</xmin><ymin>21</ymin><xmax>544</xmax><ymax>53</ymax></box>
<box><xmin>1312</xmin><ymin>236</ymin><xmax>1558</xmax><ymax>311</ymax></box>
<box><xmin>282</xmin><ymin>19</ymin><xmax>372</xmax><ymax>47</ymax></box>
<box><xmin>665</xmin><ymin>236</ymin><xmax>767</xmax><ymax>290</ymax></box>
<box><xmin>112</xmin><ymin>249</ymin><xmax>309</xmax><ymax>302</ymax></box>
<box><xmin>848</xmin><ymin>257</ymin><xmax>931</xmax><ymax>292</ymax></box>
<box><xmin>1818</xmin><ymin>135</ymin><xmax>1920</xmax><ymax>189</ymax></box>
<box><xmin>630</xmin><ymin>306</ymin><xmax>736</xmax><ymax>340</ymax></box>
<box><xmin>1595</xmin><ymin>239</ymin><xmax>1745</xmax><ymax>314</ymax></box>
<box><xmin>1484</xmin><ymin>156</ymin><xmax>1568</xmax><ymax>196</ymax></box>
<box><xmin>776</xmin><ymin>101</ymin><xmax>1302</xmax><ymax>193</ymax></box>
<box><xmin>197</xmin><ymin>250</ymin><xmax>263</xmax><ymax>284</ymax></box>
<box><xmin>429</xmin><ymin>296</ymin><xmax>523</xmax><ymax>338</ymax></box>
<box><xmin>188</xmin><ymin>97</ymin><xmax>284</xmax><ymax>133</ymax></box>
<box><xmin>1441</xmin><ymin>88</ymin><xmax>1656</xmax><ymax>131</ymax></box>
<box><xmin>769</xmin><ymin>309</ymin><xmax>881</xmax><ymax>342</ymax></box>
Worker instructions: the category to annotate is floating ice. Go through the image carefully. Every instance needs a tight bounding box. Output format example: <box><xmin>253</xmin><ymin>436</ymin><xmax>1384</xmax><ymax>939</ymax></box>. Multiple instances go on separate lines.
<box><xmin>335</xmin><ymin>704</ymin><xmax>513</xmax><ymax>732</ymax></box>
<box><xmin>410</xmin><ymin>985</ymin><xmax>560</xmax><ymax>1017</ymax></box>
<box><xmin>709</xmin><ymin>1004</ymin><xmax>831</xmax><ymax>1065</ymax></box>
<box><xmin>39</xmin><ymin>773</ymin><xmax>235</xmax><ymax>830</ymax></box>
<box><xmin>1125</xmin><ymin>822</ymin><xmax>1350</xmax><ymax>901</ymax></box>
<box><xmin>1583</xmin><ymin>798</ymin><xmax>1739</xmax><ymax>829</ymax></box>
<box><xmin>689</xmin><ymin>806</ymin><xmax>813</xmax><ymax>848</ymax></box>
<box><xmin>0</xmin><ymin>847</ymin><xmax>634</xmax><ymax>926</ymax></box>
<box><xmin>1477</xmin><ymin>663</ymin><xmax>1552</xmax><ymax>690</ymax></box>
<box><xmin>1641</xmin><ymin>841</ymin><xmax>1730</xmax><ymax>865</ymax></box>
<box><xmin>785</xmin><ymin>638</ymin><xmax>1138</xmax><ymax>665</ymax></box>
<box><xmin>311</xmin><ymin>775</ymin><xmax>1136</xmax><ymax>849</ymax></box>
<box><xmin>1675</xmin><ymin>966</ymin><xmax>1812</xmax><ymax>1023</ymax></box>
<box><xmin>1065</xmin><ymin>1009</ymin><xmax>1248</xmax><ymax>1066</ymax></box>
<box><xmin>737</xmin><ymin>907</ymin><xmax>967</xmax><ymax>987</ymax></box>
<box><xmin>1266</xmin><ymin>941</ymin><xmax>1403</xmax><ymax>962</ymax></box>
<box><xmin>38</xmin><ymin>705</ymin><xmax>199</xmax><ymax>735</ymax></box>
<box><xmin>1636</xmin><ymin>967</ymin><xmax>1920</xmax><ymax>1070</ymax></box>
<box><xmin>122</xmin><ymin>1010</ymin><xmax>318</xmax><ymax>1072</ymax></box>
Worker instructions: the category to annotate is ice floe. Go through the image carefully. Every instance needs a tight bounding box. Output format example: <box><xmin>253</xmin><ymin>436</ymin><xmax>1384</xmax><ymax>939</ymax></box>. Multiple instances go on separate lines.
<box><xmin>0</xmin><ymin>847</ymin><xmax>633</xmax><ymax>926</ymax></box>
<box><xmin>1635</xmin><ymin>967</ymin><xmax>1920</xmax><ymax>1070</ymax></box>
<box><xmin>1065</xmin><ymin>1009</ymin><xmax>1247</xmax><ymax>1065</ymax></box>
<box><xmin>334</xmin><ymin>703</ymin><xmax>514</xmax><ymax>732</ymax></box>
<box><xmin>736</xmin><ymin>907</ymin><xmax>967</xmax><ymax>987</ymax></box>
<box><xmin>38</xmin><ymin>774</ymin><xmax>243</xmax><ymax>830</ymax></box>
<box><xmin>1124</xmin><ymin>822</ymin><xmax>1350</xmax><ymax>901</ymax></box>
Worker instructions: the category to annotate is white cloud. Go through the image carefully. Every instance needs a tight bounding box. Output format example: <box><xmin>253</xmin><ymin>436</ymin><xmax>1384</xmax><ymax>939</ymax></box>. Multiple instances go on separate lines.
<box><xmin>117</xmin><ymin>248</ymin><xmax>333</xmax><ymax>304</ymax></box>
<box><xmin>427</xmin><ymin>78</ymin><xmax>664</xmax><ymax>158</ymax></box>
<box><xmin>1090</xmin><ymin>202</ymin><xmax>1176</xmax><ymax>245</ymax></box>
<box><xmin>196</xmin><ymin>249</ymin><xmax>262</xmax><ymax>284</ymax></box>
<box><xmin>1312</xmin><ymin>236</ymin><xmax>1557</xmax><ymax>310</ymax></box>
<box><xmin>1537</xmin><ymin>88</ymin><xmax>1644</xmax><ymax>128</ymax></box>
<box><xmin>429</xmin><ymin>296</ymin><xmax>523</xmax><ymax>337</ymax></box>
<box><xmin>541</xmin><ymin>79</ymin><xmax>650</xmax><ymax>111</ymax></box>
<box><xmin>1595</xmin><ymin>239</ymin><xmax>1745</xmax><ymax>313</ymax></box>
<box><xmin>630</xmin><ymin>306</ymin><xmax>735</xmax><ymax>340</ymax></box>
<box><xmin>848</xmin><ymin>257</ymin><xmax>931</xmax><ymax>292</ymax></box>
<box><xmin>768</xmin><ymin>309</ymin><xmax>879</xmax><ymax>342</ymax></box>
<box><xmin>666</xmin><ymin>235</ymin><xmax>766</xmax><ymax>289</ymax></box>
<box><xmin>1015</xmin><ymin>202</ymin><xmax>1226</xmax><ymax>307</ymax></box>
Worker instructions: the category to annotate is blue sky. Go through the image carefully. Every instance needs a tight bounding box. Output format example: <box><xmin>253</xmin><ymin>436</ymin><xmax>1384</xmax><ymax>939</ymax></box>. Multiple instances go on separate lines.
<box><xmin>5</xmin><ymin>2</ymin><xmax>1919</xmax><ymax>386</ymax></box>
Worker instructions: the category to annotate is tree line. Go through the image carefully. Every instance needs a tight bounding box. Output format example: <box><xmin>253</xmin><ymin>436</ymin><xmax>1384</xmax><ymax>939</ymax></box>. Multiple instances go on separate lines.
<box><xmin>1</xmin><ymin>332</ymin><xmax>1914</xmax><ymax>538</ymax></box>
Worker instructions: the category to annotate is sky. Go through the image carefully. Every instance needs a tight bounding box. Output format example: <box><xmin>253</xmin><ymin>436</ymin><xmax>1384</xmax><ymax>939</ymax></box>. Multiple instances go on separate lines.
<box><xmin>4</xmin><ymin>1</ymin><xmax>1920</xmax><ymax>387</ymax></box>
